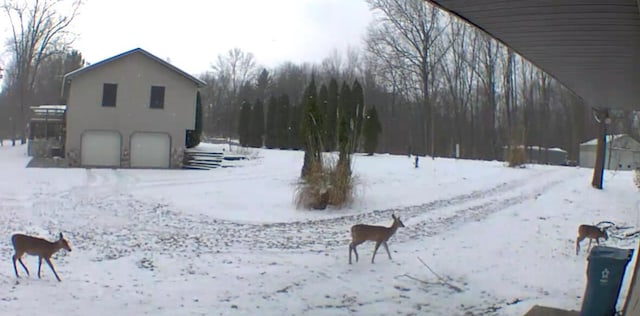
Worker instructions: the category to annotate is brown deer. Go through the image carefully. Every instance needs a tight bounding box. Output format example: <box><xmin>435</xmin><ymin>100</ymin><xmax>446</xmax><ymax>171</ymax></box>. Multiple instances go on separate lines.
<box><xmin>12</xmin><ymin>232</ymin><xmax>72</xmax><ymax>282</ymax></box>
<box><xmin>576</xmin><ymin>224</ymin><xmax>608</xmax><ymax>255</ymax></box>
<box><xmin>349</xmin><ymin>214</ymin><xmax>405</xmax><ymax>264</ymax></box>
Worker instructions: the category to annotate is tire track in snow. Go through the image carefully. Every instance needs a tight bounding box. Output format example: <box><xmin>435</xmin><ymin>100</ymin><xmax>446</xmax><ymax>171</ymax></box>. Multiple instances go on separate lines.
<box><xmin>236</xmin><ymin>168</ymin><xmax>574</xmax><ymax>251</ymax></box>
<box><xmin>19</xmin><ymin>167</ymin><xmax>577</xmax><ymax>262</ymax></box>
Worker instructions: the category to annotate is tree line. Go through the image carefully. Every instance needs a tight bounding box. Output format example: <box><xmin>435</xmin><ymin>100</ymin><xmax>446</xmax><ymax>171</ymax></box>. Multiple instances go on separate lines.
<box><xmin>236</xmin><ymin>76</ymin><xmax>382</xmax><ymax>156</ymax></box>
<box><xmin>3</xmin><ymin>0</ymin><xmax>637</xmax><ymax>162</ymax></box>
<box><xmin>197</xmin><ymin>0</ymin><xmax>635</xmax><ymax>163</ymax></box>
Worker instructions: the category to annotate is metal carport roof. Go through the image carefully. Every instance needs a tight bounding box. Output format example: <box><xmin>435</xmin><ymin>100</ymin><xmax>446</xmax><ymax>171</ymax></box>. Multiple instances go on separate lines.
<box><xmin>427</xmin><ymin>0</ymin><xmax>640</xmax><ymax>111</ymax></box>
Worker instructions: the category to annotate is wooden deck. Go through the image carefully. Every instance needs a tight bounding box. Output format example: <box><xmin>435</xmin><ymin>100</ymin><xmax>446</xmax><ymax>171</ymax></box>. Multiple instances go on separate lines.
<box><xmin>182</xmin><ymin>149</ymin><xmax>246</xmax><ymax>170</ymax></box>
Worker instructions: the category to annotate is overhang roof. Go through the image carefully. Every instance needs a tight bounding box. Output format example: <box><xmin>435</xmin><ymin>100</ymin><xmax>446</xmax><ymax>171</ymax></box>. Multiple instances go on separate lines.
<box><xmin>63</xmin><ymin>48</ymin><xmax>206</xmax><ymax>90</ymax></box>
<box><xmin>427</xmin><ymin>0</ymin><xmax>640</xmax><ymax>111</ymax></box>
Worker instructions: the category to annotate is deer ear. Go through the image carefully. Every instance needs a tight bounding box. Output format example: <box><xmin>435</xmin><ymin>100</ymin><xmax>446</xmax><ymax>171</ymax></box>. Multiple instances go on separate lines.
<box><xmin>392</xmin><ymin>213</ymin><xmax>396</xmax><ymax>219</ymax></box>
<box><xmin>59</xmin><ymin>232</ymin><xmax>63</xmax><ymax>239</ymax></box>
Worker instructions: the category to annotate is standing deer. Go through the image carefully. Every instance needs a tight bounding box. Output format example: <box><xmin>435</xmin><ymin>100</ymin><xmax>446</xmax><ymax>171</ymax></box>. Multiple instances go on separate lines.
<box><xmin>349</xmin><ymin>214</ymin><xmax>405</xmax><ymax>264</ymax></box>
<box><xmin>576</xmin><ymin>224</ymin><xmax>608</xmax><ymax>255</ymax></box>
<box><xmin>12</xmin><ymin>232</ymin><xmax>72</xmax><ymax>282</ymax></box>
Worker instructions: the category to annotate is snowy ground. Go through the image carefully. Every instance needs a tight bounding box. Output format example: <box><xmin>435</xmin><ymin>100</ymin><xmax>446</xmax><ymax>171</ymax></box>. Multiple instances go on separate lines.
<box><xmin>0</xmin><ymin>140</ymin><xmax>639</xmax><ymax>315</ymax></box>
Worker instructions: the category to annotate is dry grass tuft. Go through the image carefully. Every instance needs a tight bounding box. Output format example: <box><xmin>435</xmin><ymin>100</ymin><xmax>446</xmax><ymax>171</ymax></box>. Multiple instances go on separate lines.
<box><xmin>295</xmin><ymin>155</ymin><xmax>356</xmax><ymax>210</ymax></box>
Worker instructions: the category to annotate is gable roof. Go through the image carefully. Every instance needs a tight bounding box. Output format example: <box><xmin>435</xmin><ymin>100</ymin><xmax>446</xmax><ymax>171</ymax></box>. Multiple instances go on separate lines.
<box><xmin>62</xmin><ymin>48</ymin><xmax>206</xmax><ymax>91</ymax></box>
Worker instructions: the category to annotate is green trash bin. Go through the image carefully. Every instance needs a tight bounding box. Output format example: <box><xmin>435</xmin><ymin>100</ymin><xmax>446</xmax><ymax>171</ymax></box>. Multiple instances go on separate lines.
<box><xmin>580</xmin><ymin>246</ymin><xmax>634</xmax><ymax>316</ymax></box>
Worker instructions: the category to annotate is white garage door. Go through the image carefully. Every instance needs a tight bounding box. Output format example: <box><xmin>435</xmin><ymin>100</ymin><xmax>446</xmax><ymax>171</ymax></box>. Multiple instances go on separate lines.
<box><xmin>81</xmin><ymin>131</ymin><xmax>121</xmax><ymax>167</ymax></box>
<box><xmin>130</xmin><ymin>132</ymin><xmax>171</xmax><ymax>168</ymax></box>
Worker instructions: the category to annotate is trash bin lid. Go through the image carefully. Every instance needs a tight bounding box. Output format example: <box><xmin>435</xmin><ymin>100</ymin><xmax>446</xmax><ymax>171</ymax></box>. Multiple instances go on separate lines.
<box><xmin>588</xmin><ymin>246</ymin><xmax>634</xmax><ymax>261</ymax></box>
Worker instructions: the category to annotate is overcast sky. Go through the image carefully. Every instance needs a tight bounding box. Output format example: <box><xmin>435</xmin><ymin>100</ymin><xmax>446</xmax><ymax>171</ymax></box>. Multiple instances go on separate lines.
<box><xmin>53</xmin><ymin>0</ymin><xmax>372</xmax><ymax>75</ymax></box>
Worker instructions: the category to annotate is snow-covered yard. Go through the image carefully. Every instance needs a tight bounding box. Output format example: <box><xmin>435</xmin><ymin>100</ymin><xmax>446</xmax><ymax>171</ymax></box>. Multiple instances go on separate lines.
<box><xmin>0</xmin><ymin>141</ymin><xmax>638</xmax><ymax>315</ymax></box>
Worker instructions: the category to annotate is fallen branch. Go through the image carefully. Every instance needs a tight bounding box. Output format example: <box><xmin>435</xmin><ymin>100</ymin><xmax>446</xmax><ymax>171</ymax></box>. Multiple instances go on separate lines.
<box><xmin>417</xmin><ymin>257</ymin><xmax>464</xmax><ymax>293</ymax></box>
<box><xmin>401</xmin><ymin>273</ymin><xmax>430</xmax><ymax>285</ymax></box>
<box><xmin>399</xmin><ymin>273</ymin><xmax>464</xmax><ymax>293</ymax></box>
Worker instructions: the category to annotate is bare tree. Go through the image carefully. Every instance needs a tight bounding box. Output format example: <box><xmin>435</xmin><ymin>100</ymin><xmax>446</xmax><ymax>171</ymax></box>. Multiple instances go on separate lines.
<box><xmin>472</xmin><ymin>32</ymin><xmax>502</xmax><ymax>159</ymax></box>
<box><xmin>503</xmin><ymin>48</ymin><xmax>517</xmax><ymax>146</ymax></box>
<box><xmin>343</xmin><ymin>46</ymin><xmax>363</xmax><ymax>83</ymax></box>
<box><xmin>320</xmin><ymin>49</ymin><xmax>343</xmax><ymax>82</ymax></box>
<box><xmin>439</xmin><ymin>19</ymin><xmax>477</xmax><ymax>158</ymax></box>
<box><xmin>208</xmin><ymin>48</ymin><xmax>258</xmax><ymax>137</ymax></box>
<box><xmin>198</xmin><ymin>72</ymin><xmax>222</xmax><ymax>136</ymax></box>
<box><xmin>365</xmin><ymin>0</ymin><xmax>449</xmax><ymax>157</ymax></box>
<box><xmin>212</xmin><ymin>48</ymin><xmax>257</xmax><ymax>99</ymax></box>
<box><xmin>3</xmin><ymin>0</ymin><xmax>81</xmax><ymax>144</ymax></box>
<box><xmin>318</xmin><ymin>46</ymin><xmax>362</xmax><ymax>85</ymax></box>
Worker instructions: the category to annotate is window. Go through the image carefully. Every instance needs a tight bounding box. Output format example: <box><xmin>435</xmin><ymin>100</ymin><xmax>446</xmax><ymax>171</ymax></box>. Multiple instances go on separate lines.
<box><xmin>102</xmin><ymin>83</ymin><xmax>118</xmax><ymax>107</ymax></box>
<box><xmin>150</xmin><ymin>86</ymin><xmax>165</xmax><ymax>109</ymax></box>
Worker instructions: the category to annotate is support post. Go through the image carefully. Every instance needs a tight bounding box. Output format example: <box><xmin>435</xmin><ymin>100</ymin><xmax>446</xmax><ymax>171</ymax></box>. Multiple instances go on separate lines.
<box><xmin>591</xmin><ymin>108</ymin><xmax>609</xmax><ymax>190</ymax></box>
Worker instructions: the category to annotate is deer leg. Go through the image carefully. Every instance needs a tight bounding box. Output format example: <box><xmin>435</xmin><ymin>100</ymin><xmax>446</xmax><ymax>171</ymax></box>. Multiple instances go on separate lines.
<box><xmin>17</xmin><ymin>257</ymin><xmax>29</xmax><ymax>276</ymax></box>
<box><xmin>38</xmin><ymin>257</ymin><xmax>43</xmax><ymax>278</ymax></box>
<box><xmin>12</xmin><ymin>255</ymin><xmax>19</xmax><ymax>278</ymax></box>
<box><xmin>576</xmin><ymin>236</ymin><xmax>585</xmax><ymax>255</ymax></box>
<box><xmin>587</xmin><ymin>239</ymin><xmax>593</xmax><ymax>252</ymax></box>
<box><xmin>372</xmin><ymin>242</ymin><xmax>382</xmax><ymax>264</ymax></box>
<box><xmin>45</xmin><ymin>258</ymin><xmax>62</xmax><ymax>282</ymax></box>
<box><xmin>351</xmin><ymin>243</ymin><xmax>359</xmax><ymax>263</ymax></box>
<box><xmin>350</xmin><ymin>241</ymin><xmax>362</xmax><ymax>264</ymax></box>
<box><xmin>596</xmin><ymin>238</ymin><xmax>600</xmax><ymax>245</ymax></box>
<box><xmin>383</xmin><ymin>242</ymin><xmax>392</xmax><ymax>260</ymax></box>
<box><xmin>349</xmin><ymin>244</ymin><xmax>353</xmax><ymax>264</ymax></box>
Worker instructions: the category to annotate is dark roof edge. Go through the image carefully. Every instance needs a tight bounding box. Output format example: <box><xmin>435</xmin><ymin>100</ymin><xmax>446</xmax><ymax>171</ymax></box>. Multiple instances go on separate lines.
<box><xmin>425</xmin><ymin>0</ymin><xmax>590</xmax><ymax>109</ymax></box>
<box><xmin>62</xmin><ymin>48</ymin><xmax>206</xmax><ymax>93</ymax></box>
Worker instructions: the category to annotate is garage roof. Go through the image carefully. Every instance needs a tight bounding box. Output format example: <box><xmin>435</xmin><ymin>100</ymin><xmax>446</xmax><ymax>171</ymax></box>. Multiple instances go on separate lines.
<box><xmin>427</xmin><ymin>0</ymin><xmax>640</xmax><ymax>110</ymax></box>
<box><xmin>63</xmin><ymin>48</ymin><xmax>207</xmax><ymax>90</ymax></box>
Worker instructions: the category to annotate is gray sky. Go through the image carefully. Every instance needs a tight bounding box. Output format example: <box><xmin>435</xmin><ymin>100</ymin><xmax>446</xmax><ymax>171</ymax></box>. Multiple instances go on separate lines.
<box><xmin>63</xmin><ymin>0</ymin><xmax>373</xmax><ymax>74</ymax></box>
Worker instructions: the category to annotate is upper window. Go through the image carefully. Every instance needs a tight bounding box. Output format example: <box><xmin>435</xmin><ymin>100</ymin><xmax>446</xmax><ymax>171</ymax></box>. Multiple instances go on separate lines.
<box><xmin>150</xmin><ymin>86</ymin><xmax>165</xmax><ymax>109</ymax></box>
<box><xmin>102</xmin><ymin>83</ymin><xmax>117</xmax><ymax>107</ymax></box>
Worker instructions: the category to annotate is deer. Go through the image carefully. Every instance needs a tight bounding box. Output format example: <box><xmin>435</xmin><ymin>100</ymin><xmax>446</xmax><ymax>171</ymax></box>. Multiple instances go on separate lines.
<box><xmin>349</xmin><ymin>214</ymin><xmax>405</xmax><ymax>264</ymax></box>
<box><xmin>576</xmin><ymin>224</ymin><xmax>608</xmax><ymax>255</ymax></box>
<box><xmin>11</xmin><ymin>232</ymin><xmax>72</xmax><ymax>282</ymax></box>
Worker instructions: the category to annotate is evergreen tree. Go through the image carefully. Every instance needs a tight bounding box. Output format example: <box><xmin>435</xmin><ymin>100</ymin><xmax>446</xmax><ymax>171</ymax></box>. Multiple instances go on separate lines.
<box><xmin>325</xmin><ymin>78</ymin><xmax>339</xmax><ymax>151</ymax></box>
<box><xmin>351</xmin><ymin>79</ymin><xmax>365</xmax><ymax>152</ymax></box>
<box><xmin>338</xmin><ymin>81</ymin><xmax>352</xmax><ymax>154</ymax></box>
<box><xmin>317</xmin><ymin>83</ymin><xmax>329</xmax><ymax>151</ymax></box>
<box><xmin>186</xmin><ymin>91</ymin><xmax>203</xmax><ymax>148</ymax></box>
<box><xmin>238</xmin><ymin>100</ymin><xmax>251</xmax><ymax>146</ymax></box>
<box><xmin>255</xmin><ymin>68</ymin><xmax>271</xmax><ymax>100</ymax></box>
<box><xmin>265</xmin><ymin>95</ymin><xmax>278</xmax><ymax>148</ymax></box>
<box><xmin>238</xmin><ymin>81</ymin><xmax>255</xmax><ymax>106</ymax></box>
<box><xmin>337</xmin><ymin>81</ymin><xmax>353</xmax><ymax>174</ymax></box>
<box><xmin>289</xmin><ymin>104</ymin><xmax>303</xmax><ymax>150</ymax></box>
<box><xmin>363</xmin><ymin>106</ymin><xmax>382</xmax><ymax>155</ymax></box>
<box><xmin>249</xmin><ymin>98</ymin><xmax>265</xmax><ymax>148</ymax></box>
<box><xmin>300</xmin><ymin>77</ymin><xmax>323</xmax><ymax>178</ymax></box>
<box><xmin>236</xmin><ymin>82</ymin><xmax>255</xmax><ymax>138</ymax></box>
<box><xmin>277</xmin><ymin>93</ymin><xmax>291</xmax><ymax>149</ymax></box>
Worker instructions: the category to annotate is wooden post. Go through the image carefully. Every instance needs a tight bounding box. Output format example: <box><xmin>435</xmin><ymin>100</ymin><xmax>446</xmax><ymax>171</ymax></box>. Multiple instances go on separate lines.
<box><xmin>591</xmin><ymin>108</ymin><xmax>608</xmax><ymax>190</ymax></box>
